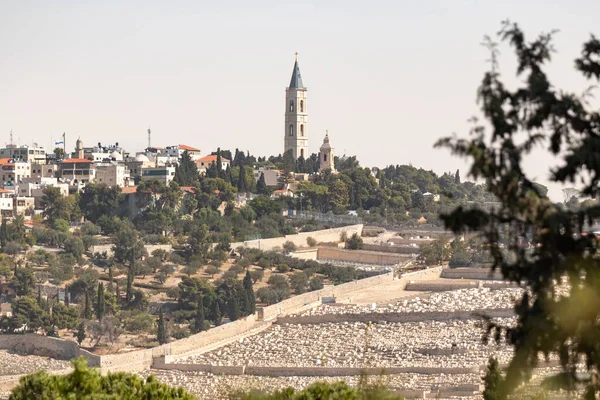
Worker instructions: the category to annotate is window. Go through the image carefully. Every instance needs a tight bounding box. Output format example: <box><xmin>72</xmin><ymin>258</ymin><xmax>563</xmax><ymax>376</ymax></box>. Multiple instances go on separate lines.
<box><xmin>300</xmin><ymin>124</ymin><xmax>304</xmax><ymax>136</ymax></box>
<box><xmin>300</xmin><ymin>149</ymin><xmax>304</xmax><ymax>158</ymax></box>
<box><xmin>289</xmin><ymin>100</ymin><xmax>294</xmax><ymax>112</ymax></box>
<box><xmin>300</xmin><ymin>100</ymin><xmax>304</xmax><ymax>112</ymax></box>
<box><xmin>324</xmin><ymin>154</ymin><xmax>327</xmax><ymax>162</ymax></box>
<box><xmin>289</xmin><ymin>125</ymin><xmax>294</xmax><ymax>136</ymax></box>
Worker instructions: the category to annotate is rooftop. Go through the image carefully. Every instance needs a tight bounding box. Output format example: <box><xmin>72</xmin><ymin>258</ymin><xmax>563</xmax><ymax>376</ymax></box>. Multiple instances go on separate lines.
<box><xmin>196</xmin><ymin>155</ymin><xmax>231</xmax><ymax>164</ymax></box>
<box><xmin>61</xmin><ymin>158</ymin><xmax>93</xmax><ymax>164</ymax></box>
<box><xmin>179</xmin><ymin>144</ymin><xmax>200</xmax><ymax>151</ymax></box>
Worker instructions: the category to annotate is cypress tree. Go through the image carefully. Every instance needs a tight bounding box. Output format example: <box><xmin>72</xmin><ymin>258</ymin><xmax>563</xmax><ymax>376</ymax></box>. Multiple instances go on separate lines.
<box><xmin>37</xmin><ymin>285</ymin><xmax>42</xmax><ymax>306</ymax></box>
<box><xmin>454</xmin><ymin>169</ymin><xmax>461</xmax><ymax>184</ymax></box>
<box><xmin>157</xmin><ymin>309</ymin><xmax>167</xmax><ymax>344</ymax></box>
<box><xmin>96</xmin><ymin>283</ymin><xmax>105</xmax><ymax>320</ymax></box>
<box><xmin>243</xmin><ymin>270</ymin><xmax>256</xmax><ymax>314</ymax></box>
<box><xmin>483</xmin><ymin>357</ymin><xmax>504</xmax><ymax>400</ymax></box>
<box><xmin>76</xmin><ymin>322</ymin><xmax>86</xmax><ymax>346</ymax></box>
<box><xmin>216</xmin><ymin>148</ymin><xmax>222</xmax><ymax>173</ymax></box>
<box><xmin>84</xmin><ymin>291</ymin><xmax>91</xmax><ymax>319</ymax></box>
<box><xmin>194</xmin><ymin>296</ymin><xmax>205</xmax><ymax>333</ymax></box>
<box><xmin>107</xmin><ymin>266</ymin><xmax>114</xmax><ymax>292</ymax></box>
<box><xmin>64</xmin><ymin>285</ymin><xmax>69</xmax><ymax>306</ymax></box>
<box><xmin>126</xmin><ymin>248</ymin><xmax>134</xmax><ymax>303</ymax></box>
<box><xmin>257</xmin><ymin>173</ymin><xmax>268</xmax><ymax>195</ymax></box>
<box><xmin>227</xmin><ymin>295</ymin><xmax>241</xmax><ymax>322</ymax></box>
<box><xmin>210</xmin><ymin>300</ymin><xmax>222</xmax><ymax>326</ymax></box>
<box><xmin>115</xmin><ymin>283</ymin><xmax>120</xmax><ymax>303</ymax></box>
<box><xmin>237</xmin><ymin>165</ymin><xmax>247</xmax><ymax>193</ymax></box>
<box><xmin>0</xmin><ymin>219</ymin><xmax>7</xmax><ymax>249</ymax></box>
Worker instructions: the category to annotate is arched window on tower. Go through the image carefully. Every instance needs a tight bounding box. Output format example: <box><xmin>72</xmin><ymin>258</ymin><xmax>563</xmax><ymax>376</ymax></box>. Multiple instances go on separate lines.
<box><xmin>289</xmin><ymin>125</ymin><xmax>294</xmax><ymax>136</ymax></box>
<box><xmin>324</xmin><ymin>154</ymin><xmax>327</xmax><ymax>162</ymax></box>
<box><xmin>289</xmin><ymin>100</ymin><xmax>294</xmax><ymax>112</ymax></box>
<box><xmin>300</xmin><ymin>100</ymin><xmax>304</xmax><ymax>112</ymax></box>
<box><xmin>300</xmin><ymin>124</ymin><xmax>304</xmax><ymax>136</ymax></box>
<box><xmin>300</xmin><ymin>149</ymin><xmax>304</xmax><ymax>158</ymax></box>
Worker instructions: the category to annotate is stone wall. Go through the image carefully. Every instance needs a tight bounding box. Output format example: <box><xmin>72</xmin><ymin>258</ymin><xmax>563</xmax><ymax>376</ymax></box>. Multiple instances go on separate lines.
<box><xmin>290</xmin><ymin>248</ymin><xmax>318</xmax><ymax>260</ymax></box>
<box><xmin>362</xmin><ymin>243</ymin><xmax>419</xmax><ymax>254</ymax></box>
<box><xmin>258</xmin><ymin>271</ymin><xmax>395</xmax><ymax>321</ymax></box>
<box><xmin>0</xmin><ymin>334</ymin><xmax>100</xmax><ymax>366</ymax></box>
<box><xmin>231</xmin><ymin>225</ymin><xmax>363</xmax><ymax>252</ymax></box>
<box><xmin>441</xmin><ymin>268</ymin><xmax>503</xmax><ymax>281</ymax></box>
<box><xmin>317</xmin><ymin>247</ymin><xmax>409</xmax><ymax>265</ymax></box>
<box><xmin>90</xmin><ymin>244</ymin><xmax>173</xmax><ymax>257</ymax></box>
<box><xmin>275</xmin><ymin>309</ymin><xmax>514</xmax><ymax>325</ymax></box>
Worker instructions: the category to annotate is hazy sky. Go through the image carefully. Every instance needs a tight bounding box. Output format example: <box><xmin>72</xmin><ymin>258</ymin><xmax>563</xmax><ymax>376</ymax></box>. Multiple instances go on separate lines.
<box><xmin>2</xmin><ymin>1</ymin><xmax>600</xmax><ymax>200</ymax></box>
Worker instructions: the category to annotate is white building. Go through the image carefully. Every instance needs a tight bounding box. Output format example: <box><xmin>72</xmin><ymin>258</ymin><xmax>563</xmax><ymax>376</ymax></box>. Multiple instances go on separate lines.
<box><xmin>0</xmin><ymin>145</ymin><xmax>46</xmax><ymax>164</ymax></box>
<box><xmin>160</xmin><ymin>144</ymin><xmax>201</xmax><ymax>161</ymax></box>
<box><xmin>95</xmin><ymin>164</ymin><xmax>131</xmax><ymax>187</ymax></box>
<box><xmin>141</xmin><ymin>165</ymin><xmax>176</xmax><ymax>185</ymax></box>
<box><xmin>0</xmin><ymin>158</ymin><xmax>31</xmax><ymax>185</ymax></box>
<box><xmin>284</xmin><ymin>54</ymin><xmax>308</xmax><ymax>160</ymax></box>
<box><xmin>196</xmin><ymin>155</ymin><xmax>230</xmax><ymax>174</ymax></box>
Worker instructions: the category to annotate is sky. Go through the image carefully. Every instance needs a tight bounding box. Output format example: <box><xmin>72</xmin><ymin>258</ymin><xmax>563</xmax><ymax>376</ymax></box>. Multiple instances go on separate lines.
<box><xmin>2</xmin><ymin>0</ymin><xmax>600</xmax><ymax>201</ymax></box>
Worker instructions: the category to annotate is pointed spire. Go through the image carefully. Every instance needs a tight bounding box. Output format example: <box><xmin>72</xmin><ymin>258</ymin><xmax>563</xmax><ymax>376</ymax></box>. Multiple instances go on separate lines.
<box><xmin>289</xmin><ymin>53</ymin><xmax>305</xmax><ymax>89</ymax></box>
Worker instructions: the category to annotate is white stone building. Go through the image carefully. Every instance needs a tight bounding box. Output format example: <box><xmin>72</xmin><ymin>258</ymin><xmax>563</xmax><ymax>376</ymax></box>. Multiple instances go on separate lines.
<box><xmin>0</xmin><ymin>145</ymin><xmax>46</xmax><ymax>164</ymax></box>
<box><xmin>0</xmin><ymin>158</ymin><xmax>31</xmax><ymax>185</ymax></box>
<box><xmin>284</xmin><ymin>55</ymin><xmax>308</xmax><ymax>160</ymax></box>
<box><xmin>95</xmin><ymin>164</ymin><xmax>131</xmax><ymax>187</ymax></box>
<box><xmin>141</xmin><ymin>165</ymin><xmax>176</xmax><ymax>185</ymax></box>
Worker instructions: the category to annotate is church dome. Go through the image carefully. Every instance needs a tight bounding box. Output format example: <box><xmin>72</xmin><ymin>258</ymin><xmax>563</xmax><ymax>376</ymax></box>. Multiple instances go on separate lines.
<box><xmin>320</xmin><ymin>133</ymin><xmax>332</xmax><ymax>150</ymax></box>
<box><xmin>135</xmin><ymin>154</ymin><xmax>150</xmax><ymax>162</ymax></box>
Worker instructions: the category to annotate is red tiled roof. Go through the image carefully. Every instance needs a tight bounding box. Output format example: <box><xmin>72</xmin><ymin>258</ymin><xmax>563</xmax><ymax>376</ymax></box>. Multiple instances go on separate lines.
<box><xmin>196</xmin><ymin>155</ymin><xmax>230</xmax><ymax>164</ymax></box>
<box><xmin>180</xmin><ymin>186</ymin><xmax>196</xmax><ymax>194</ymax></box>
<box><xmin>62</xmin><ymin>158</ymin><xmax>93</xmax><ymax>164</ymax></box>
<box><xmin>0</xmin><ymin>188</ymin><xmax>13</xmax><ymax>193</ymax></box>
<box><xmin>179</xmin><ymin>144</ymin><xmax>200</xmax><ymax>151</ymax></box>
<box><xmin>0</xmin><ymin>158</ymin><xmax>12</xmax><ymax>165</ymax></box>
<box><xmin>121</xmin><ymin>186</ymin><xmax>138</xmax><ymax>194</ymax></box>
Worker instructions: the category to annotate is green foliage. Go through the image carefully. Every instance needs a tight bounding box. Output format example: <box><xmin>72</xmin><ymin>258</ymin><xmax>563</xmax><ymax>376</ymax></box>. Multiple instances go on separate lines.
<box><xmin>282</xmin><ymin>241</ymin><xmax>297</xmax><ymax>254</ymax></box>
<box><xmin>436</xmin><ymin>22</ymin><xmax>600</xmax><ymax>395</ymax></box>
<box><xmin>157</xmin><ymin>309</ymin><xmax>168</xmax><ymax>345</ymax></box>
<box><xmin>345</xmin><ymin>233</ymin><xmax>363</xmax><ymax>250</ymax></box>
<box><xmin>309</xmin><ymin>275</ymin><xmax>324</xmax><ymax>291</ymax></box>
<box><xmin>243</xmin><ymin>270</ymin><xmax>256</xmax><ymax>314</ymax></box>
<box><xmin>50</xmin><ymin>302</ymin><xmax>79</xmax><ymax>330</ymax></box>
<box><xmin>76</xmin><ymin>321</ymin><xmax>86</xmax><ymax>345</ymax></box>
<box><xmin>9</xmin><ymin>296</ymin><xmax>46</xmax><ymax>333</ymax></box>
<box><xmin>124</xmin><ymin>312</ymin><xmax>155</xmax><ymax>334</ymax></box>
<box><xmin>418</xmin><ymin>237</ymin><xmax>450</xmax><ymax>266</ymax></box>
<box><xmin>96</xmin><ymin>283</ymin><xmax>105</xmax><ymax>321</ymax></box>
<box><xmin>8</xmin><ymin>357</ymin><xmax>195</xmax><ymax>399</ymax></box>
<box><xmin>174</xmin><ymin>150</ymin><xmax>200</xmax><ymax>186</ymax></box>
<box><xmin>79</xmin><ymin>184</ymin><xmax>122</xmax><ymax>224</ymax></box>
<box><xmin>233</xmin><ymin>381</ymin><xmax>402</xmax><ymax>400</ymax></box>
<box><xmin>483</xmin><ymin>357</ymin><xmax>504</xmax><ymax>400</ymax></box>
<box><xmin>290</xmin><ymin>271</ymin><xmax>308</xmax><ymax>294</ymax></box>
<box><xmin>306</xmin><ymin>236</ymin><xmax>317</xmax><ymax>247</ymax></box>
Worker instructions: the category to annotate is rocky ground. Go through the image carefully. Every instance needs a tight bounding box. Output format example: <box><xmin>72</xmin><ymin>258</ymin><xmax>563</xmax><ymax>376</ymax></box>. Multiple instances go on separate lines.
<box><xmin>295</xmin><ymin>287</ymin><xmax>523</xmax><ymax>316</ymax></box>
<box><xmin>0</xmin><ymin>350</ymin><xmax>71</xmax><ymax>376</ymax></box>
<box><xmin>139</xmin><ymin>369</ymin><xmax>484</xmax><ymax>399</ymax></box>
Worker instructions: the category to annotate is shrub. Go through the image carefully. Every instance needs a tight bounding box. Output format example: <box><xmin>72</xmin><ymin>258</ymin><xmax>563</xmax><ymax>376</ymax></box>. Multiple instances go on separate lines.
<box><xmin>306</xmin><ymin>236</ymin><xmax>317</xmax><ymax>247</ymax></box>
<box><xmin>309</xmin><ymin>276</ymin><xmax>324</xmax><ymax>291</ymax></box>
<box><xmin>345</xmin><ymin>233</ymin><xmax>363</xmax><ymax>250</ymax></box>
<box><xmin>249</xmin><ymin>269</ymin><xmax>264</xmax><ymax>283</ymax></box>
<box><xmin>282</xmin><ymin>241</ymin><xmax>297</xmax><ymax>254</ymax></box>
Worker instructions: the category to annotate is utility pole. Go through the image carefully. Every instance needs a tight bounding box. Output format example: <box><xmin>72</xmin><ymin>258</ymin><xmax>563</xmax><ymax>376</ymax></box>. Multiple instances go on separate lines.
<box><xmin>147</xmin><ymin>127</ymin><xmax>151</xmax><ymax>149</ymax></box>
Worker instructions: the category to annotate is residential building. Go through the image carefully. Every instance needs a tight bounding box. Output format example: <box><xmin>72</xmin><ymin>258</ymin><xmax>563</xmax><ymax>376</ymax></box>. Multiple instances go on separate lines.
<box><xmin>0</xmin><ymin>144</ymin><xmax>46</xmax><ymax>163</ymax></box>
<box><xmin>284</xmin><ymin>54</ymin><xmax>308</xmax><ymax>160</ymax></box>
<box><xmin>59</xmin><ymin>158</ymin><xmax>95</xmax><ymax>184</ymax></box>
<box><xmin>0</xmin><ymin>189</ymin><xmax>13</xmax><ymax>218</ymax></box>
<box><xmin>84</xmin><ymin>142</ymin><xmax>126</xmax><ymax>162</ymax></box>
<box><xmin>161</xmin><ymin>144</ymin><xmax>201</xmax><ymax>161</ymax></box>
<box><xmin>0</xmin><ymin>158</ymin><xmax>31</xmax><ymax>185</ymax></box>
<box><xmin>141</xmin><ymin>165</ymin><xmax>176</xmax><ymax>185</ymax></box>
<box><xmin>31</xmin><ymin>163</ymin><xmax>58</xmax><ymax>179</ymax></box>
<box><xmin>15</xmin><ymin>178</ymin><xmax>69</xmax><ymax>209</ymax></box>
<box><xmin>196</xmin><ymin>155</ymin><xmax>230</xmax><ymax>173</ymax></box>
<box><xmin>95</xmin><ymin>164</ymin><xmax>131</xmax><ymax>187</ymax></box>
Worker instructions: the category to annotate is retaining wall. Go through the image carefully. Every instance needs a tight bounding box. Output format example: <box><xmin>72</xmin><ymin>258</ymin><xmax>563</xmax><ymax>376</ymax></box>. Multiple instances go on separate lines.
<box><xmin>231</xmin><ymin>225</ymin><xmax>363</xmax><ymax>252</ymax></box>
<box><xmin>90</xmin><ymin>244</ymin><xmax>173</xmax><ymax>257</ymax></box>
<box><xmin>258</xmin><ymin>271</ymin><xmax>395</xmax><ymax>321</ymax></box>
<box><xmin>441</xmin><ymin>268</ymin><xmax>503</xmax><ymax>281</ymax></box>
<box><xmin>290</xmin><ymin>248</ymin><xmax>318</xmax><ymax>260</ymax></box>
<box><xmin>362</xmin><ymin>243</ymin><xmax>420</xmax><ymax>254</ymax></box>
<box><xmin>0</xmin><ymin>334</ymin><xmax>100</xmax><ymax>366</ymax></box>
<box><xmin>317</xmin><ymin>247</ymin><xmax>409</xmax><ymax>265</ymax></box>
<box><xmin>276</xmin><ymin>309</ymin><xmax>515</xmax><ymax>325</ymax></box>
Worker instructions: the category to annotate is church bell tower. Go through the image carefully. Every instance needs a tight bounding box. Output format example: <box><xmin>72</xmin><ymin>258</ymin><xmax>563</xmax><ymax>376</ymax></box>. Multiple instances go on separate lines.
<box><xmin>284</xmin><ymin>53</ymin><xmax>308</xmax><ymax>160</ymax></box>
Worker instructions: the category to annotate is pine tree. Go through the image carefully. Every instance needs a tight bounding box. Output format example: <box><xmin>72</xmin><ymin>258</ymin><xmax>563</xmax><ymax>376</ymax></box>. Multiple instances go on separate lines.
<box><xmin>454</xmin><ymin>169</ymin><xmax>461</xmax><ymax>184</ymax></box>
<box><xmin>96</xmin><ymin>283</ymin><xmax>105</xmax><ymax>321</ymax></box>
<box><xmin>237</xmin><ymin>165</ymin><xmax>247</xmax><ymax>193</ymax></box>
<box><xmin>483</xmin><ymin>357</ymin><xmax>504</xmax><ymax>400</ymax></box>
<box><xmin>193</xmin><ymin>296</ymin><xmax>205</xmax><ymax>333</ymax></box>
<box><xmin>76</xmin><ymin>321</ymin><xmax>86</xmax><ymax>346</ymax></box>
<box><xmin>257</xmin><ymin>173</ymin><xmax>268</xmax><ymax>195</ymax></box>
<box><xmin>157</xmin><ymin>309</ymin><xmax>167</xmax><ymax>344</ymax></box>
<box><xmin>243</xmin><ymin>270</ymin><xmax>256</xmax><ymax>315</ymax></box>
<box><xmin>227</xmin><ymin>295</ymin><xmax>241</xmax><ymax>321</ymax></box>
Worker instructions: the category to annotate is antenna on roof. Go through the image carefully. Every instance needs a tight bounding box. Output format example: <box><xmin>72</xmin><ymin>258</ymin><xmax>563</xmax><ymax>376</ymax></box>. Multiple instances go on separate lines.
<box><xmin>147</xmin><ymin>127</ymin><xmax>151</xmax><ymax>149</ymax></box>
<box><xmin>9</xmin><ymin>130</ymin><xmax>13</xmax><ymax>147</ymax></box>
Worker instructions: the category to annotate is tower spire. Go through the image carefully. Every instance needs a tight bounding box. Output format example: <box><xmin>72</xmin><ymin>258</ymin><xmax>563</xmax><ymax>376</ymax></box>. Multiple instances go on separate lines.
<box><xmin>289</xmin><ymin>54</ymin><xmax>304</xmax><ymax>89</ymax></box>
